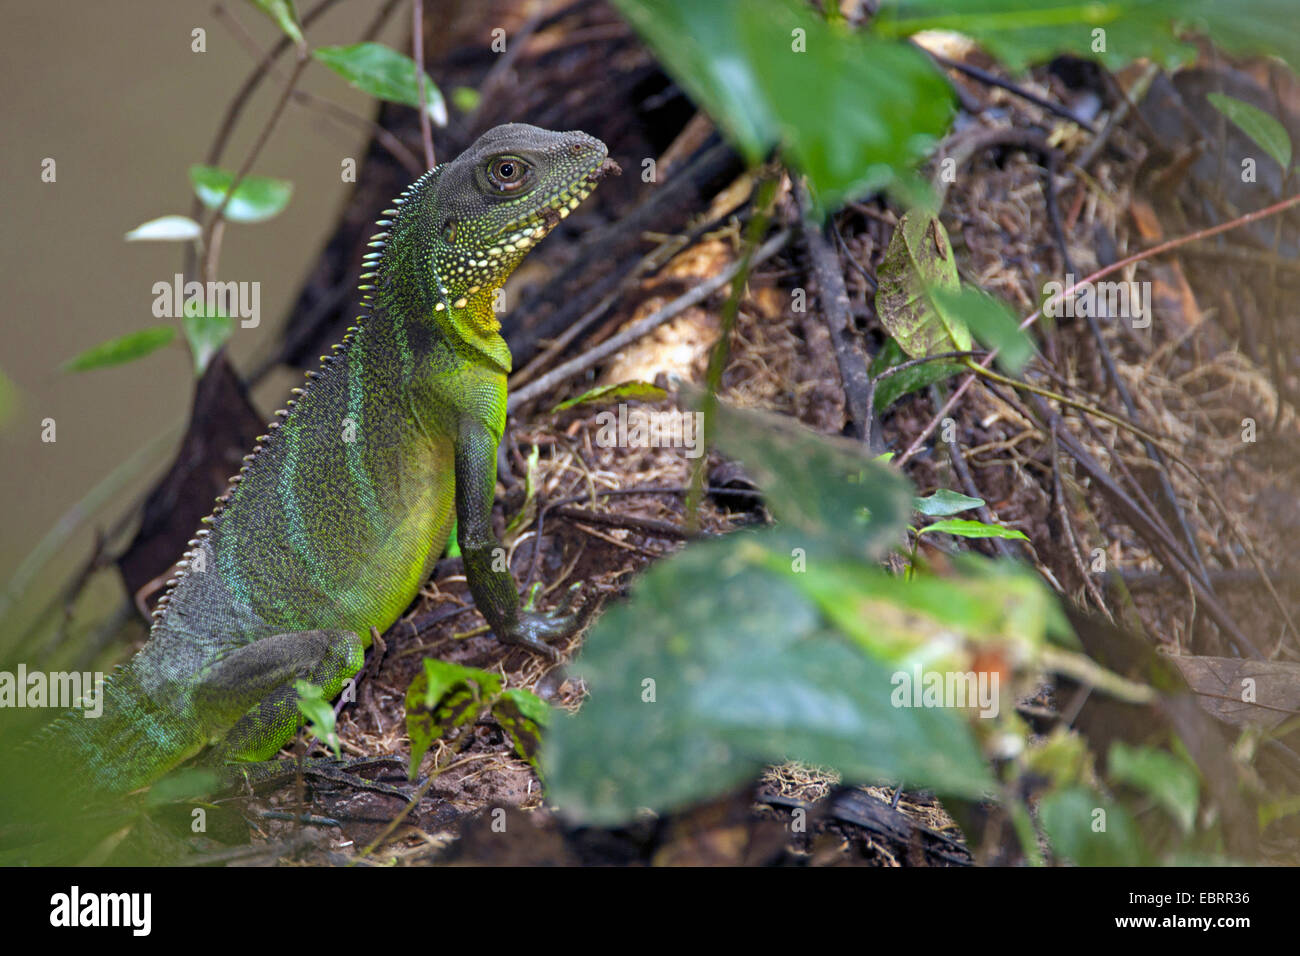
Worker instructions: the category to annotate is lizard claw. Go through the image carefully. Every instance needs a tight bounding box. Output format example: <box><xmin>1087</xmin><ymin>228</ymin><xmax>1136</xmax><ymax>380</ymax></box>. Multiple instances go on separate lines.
<box><xmin>503</xmin><ymin>584</ymin><xmax>594</xmax><ymax>660</ymax></box>
<box><xmin>555</xmin><ymin>581</ymin><xmax>584</xmax><ymax>616</ymax></box>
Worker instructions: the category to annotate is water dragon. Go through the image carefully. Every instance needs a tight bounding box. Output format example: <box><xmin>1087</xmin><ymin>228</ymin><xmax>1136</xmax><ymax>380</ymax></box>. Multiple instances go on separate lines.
<box><xmin>40</xmin><ymin>123</ymin><xmax>611</xmax><ymax>795</ymax></box>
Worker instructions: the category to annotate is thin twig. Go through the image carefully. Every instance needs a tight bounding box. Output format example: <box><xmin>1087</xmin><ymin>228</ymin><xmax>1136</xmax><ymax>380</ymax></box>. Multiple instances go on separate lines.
<box><xmin>1050</xmin><ymin>424</ymin><xmax>1113</xmax><ymax>620</ymax></box>
<box><xmin>201</xmin><ymin>52</ymin><xmax>310</xmax><ymax>285</ymax></box>
<box><xmin>687</xmin><ymin>177</ymin><xmax>780</xmax><ymax>527</ymax></box>
<box><xmin>411</xmin><ymin>0</ymin><xmax>435</xmax><ymax>168</ymax></box>
<box><xmin>506</xmin><ymin>230</ymin><xmax>790</xmax><ymax>412</ymax></box>
<box><xmin>923</xmin><ymin>47</ymin><xmax>1098</xmax><ymax>133</ymax></box>
<box><xmin>214</xmin><ymin>6</ymin><xmax>425</xmax><ymax>176</ymax></box>
<box><xmin>798</xmin><ymin>181</ymin><xmax>875</xmax><ymax>444</ymax></box>
<box><xmin>898</xmin><ymin>192</ymin><xmax>1300</xmax><ymax>467</ymax></box>
<box><xmin>511</xmin><ymin>200</ymin><xmax>751</xmax><ymax>387</ymax></box>
<box><xmin>186</xmin><ymin>0</ymin><xmax>342</xmax><ymax>279</ymax></box>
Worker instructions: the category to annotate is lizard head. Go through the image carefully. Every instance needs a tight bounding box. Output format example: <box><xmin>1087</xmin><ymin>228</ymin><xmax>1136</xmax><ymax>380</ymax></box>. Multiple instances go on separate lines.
<box><xmin>427</xmin><ymin>123</ymin><xmax>612</xmax><ymax>295</ymax></box>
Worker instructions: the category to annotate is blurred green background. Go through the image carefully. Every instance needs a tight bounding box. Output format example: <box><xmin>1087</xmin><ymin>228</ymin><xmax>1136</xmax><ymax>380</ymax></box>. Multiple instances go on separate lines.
<box><xmin>0</xmin><ymin>2</ymin><xmax>406</xmax><ymax>642</ymax></box>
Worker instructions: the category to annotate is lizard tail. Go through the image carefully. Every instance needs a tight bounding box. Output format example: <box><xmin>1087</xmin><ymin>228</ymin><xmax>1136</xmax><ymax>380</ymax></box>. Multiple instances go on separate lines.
<box><xmin>28</xmin><ymin>667</ymin><xmax>205</xmax><ymax>794</ymax></box>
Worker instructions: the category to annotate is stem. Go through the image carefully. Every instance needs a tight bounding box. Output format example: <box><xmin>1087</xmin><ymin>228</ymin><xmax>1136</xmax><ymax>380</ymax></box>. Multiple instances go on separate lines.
<box><xmin>1039</xmin><ymin>646</ymin><xmax>1156</xmax><ymax>705</ymax></box>
<box><xmin>685</xmin><ymin>175</ymin><xmax>778</xmax><ymax>529</ymax></box>
<box><xmin>201</xmin><ymin>51</ymin><xmax>309</xmax><ymax>285</ymax></box>
<box><xmin>967</xmin><ymin>361</ymin><xmax>1168</xmax><ymax>449</ymax></box>
<box><xmin>412</xmin><ymin>0</ymin><xmax>435</xmax><ymax>169</ymax></box>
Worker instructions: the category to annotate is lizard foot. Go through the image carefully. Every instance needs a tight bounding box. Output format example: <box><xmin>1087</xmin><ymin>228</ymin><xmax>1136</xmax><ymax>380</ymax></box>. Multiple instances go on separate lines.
<box><xmin>501</xmin><ymin>583</ymin><xmax>595</xmax><ymax>661</ymax></box>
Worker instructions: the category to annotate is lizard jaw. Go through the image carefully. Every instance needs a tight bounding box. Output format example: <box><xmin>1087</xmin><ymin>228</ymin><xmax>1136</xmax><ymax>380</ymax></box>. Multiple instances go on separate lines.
<box><xmin>494</xmin><ymin>155</ymin><xmax>616</xmax><ymax>242</ymax></box>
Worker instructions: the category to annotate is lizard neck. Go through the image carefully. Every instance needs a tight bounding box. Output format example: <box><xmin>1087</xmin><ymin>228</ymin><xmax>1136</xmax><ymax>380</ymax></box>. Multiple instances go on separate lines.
<box><xmin>364</xmin><ymin>167</ymin><xmax>514</xmax><ymax>375</ymax></box>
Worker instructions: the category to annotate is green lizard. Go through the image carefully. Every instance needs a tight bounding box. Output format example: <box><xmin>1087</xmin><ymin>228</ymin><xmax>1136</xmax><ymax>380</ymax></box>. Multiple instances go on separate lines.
<box><xmin>42</xmin><ymin>123</ymin><xmax>611</xmax><ymax>795</ymax></box>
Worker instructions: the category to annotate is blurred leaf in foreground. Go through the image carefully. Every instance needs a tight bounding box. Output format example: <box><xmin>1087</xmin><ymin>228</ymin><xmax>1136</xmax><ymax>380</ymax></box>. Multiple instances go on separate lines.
<box><xmin>612</xmin><ymin>0</ymin><xmax>952</xmax><ymax>210</ymax></box>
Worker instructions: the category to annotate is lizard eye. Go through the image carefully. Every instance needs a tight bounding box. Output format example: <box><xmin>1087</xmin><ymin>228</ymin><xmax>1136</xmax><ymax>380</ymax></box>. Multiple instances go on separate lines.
<box><xmin>486</xmin><ymin>156</ymin><xmax>530</xmax><ymax>192</ymax></box>
<box><xmin>442</xmin><ymin>221</ymin><xmax>457</xmax><ymax>243</ymax></box>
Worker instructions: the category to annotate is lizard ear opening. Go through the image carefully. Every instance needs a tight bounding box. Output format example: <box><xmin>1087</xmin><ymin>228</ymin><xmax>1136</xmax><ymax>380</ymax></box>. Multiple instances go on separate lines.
<box><xmin>441</xmin><ymin>221</ymin><xmax>457</xmax><ymax>244</ymax></box>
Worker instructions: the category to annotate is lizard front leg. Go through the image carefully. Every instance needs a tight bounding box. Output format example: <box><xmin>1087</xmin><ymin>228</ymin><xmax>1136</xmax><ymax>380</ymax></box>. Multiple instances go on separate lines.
<box><xmin>454</xmin><ymin>421</ymin><xmax>585</xmax><ymax>659</ymax></box>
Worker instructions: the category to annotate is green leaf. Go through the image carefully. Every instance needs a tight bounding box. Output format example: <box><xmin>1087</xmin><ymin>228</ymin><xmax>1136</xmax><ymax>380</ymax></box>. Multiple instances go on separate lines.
<box><xmin>875</xmin><ymin>0</ymin><xmax>1300</xmax><ymax>75</ymax></box>
<box><xmin>1187</xmin><ymin>0</ymin><xmax>1300</xmax><ymax>74</ymax></box>
<box><xmin>61</xmin><ymin>326</ymin><xmax>176</xmax><ymax>372</ymax></box>
<box><xmin>492</xmin><ymin>688</ymin><xmax>551</xmax><ymax>768</ymax></box>
<box><xmin>180</xmin><ymin>306</ymin><xmax>234</xmax><ymax>375</ymax></box>
<box><xmin>1207</xmin><ymin>92</ymin><xmax>1292</xmax><ymax>171</ymax></box>
<box><xmin>1107</xmin><ymin>741</ymin><xmax>1199</xmax><ymax>834</ymax></box>
<box><xmin>914</xmin><ymin>489</ymin><xmax>984</xmax><ymax>516</ymax></box>
<box><xmin>918</xmin><ymin>518</ymin><xmax>1029</xmax><ymax>541</ymax></box>
<box><xmin>294</xmin><ymin>680</ymin><xmax>339</xmax><ymax>758</ymax></box>
<box><xmin>931</xmin><ymin>284</ymin><xmax>1033</xmax><ymax>374</ymax></box>
<box><xmin>247</xmin><ymin>0</ymin><xmax>303</xmax><ymax>47</ymax></box>
<box><xmin>869</xmin><ymin>336</ymin><xmax>964</xmax><ymax>411</ymax></box>
<box><xmin>680</xmin><ymin>386</ymin><xmax>914</xmax><ymax>560</ymax></box>
<box><xmin>550</xmin><ymin>381</ymin><xmax>668</xmax><ymax>412</ymax></box>
<box><xmin>875</xmin><ymin>211</ymin><xmax>971</xmax><ymax>359</ymax></box>
<box><xmin>124</xmin><ymin>215</ymin><xmax>202</xmax><ymax>242</ymax></box>
<box><xmin>543</xmin><ymin>537</ymin><xmax>995</xmax><ymax>824</ymax></box>
<box><xmin>1038</xmin><ymin>786</ymin><xmax>1143</xmax><ymax>865</ymax></box>
<box><xmin>451</xmin><ymin>86</ymin><xmax>481</xmax><ymax>113</ymax></box>
<box><xmin>188</xmin><ymin>165</ymin><xmax>293</xmax><ymax>223</ymax></box>
<box><xmin>611</xmin><ymin>0</ymin><xmax>952</xmax><ymax>210</ymax></box>
<box><xmin>405</xmin><ymin>659</ymin><xmax>502</xmax><ymax>777</ymax></box>
<box><xmin>766</xmin><ymin>550</ymin><xmax>1063</xmax><ymax>664</ymax></box>
<box><xmin>874</xmin><ymin>0</ymin><xmax>1194</xmax><ymax>72</ymax></box>
<box><xmin>313</xmin><ymin>43</ymin><xmax>447</xmax><ymax>126</ymax></box>
<box><xmin>145</xmin><ymin>767</ymin><xmax>223</xmax><ymax>806</ymax></box>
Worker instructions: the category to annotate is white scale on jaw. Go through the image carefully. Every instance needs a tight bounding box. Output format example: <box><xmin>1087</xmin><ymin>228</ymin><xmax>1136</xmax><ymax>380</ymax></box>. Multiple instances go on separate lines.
<box><xmin>426</xmin><ymin>171</ymin><xmax>598</xmax><ymax>312</ymax></box>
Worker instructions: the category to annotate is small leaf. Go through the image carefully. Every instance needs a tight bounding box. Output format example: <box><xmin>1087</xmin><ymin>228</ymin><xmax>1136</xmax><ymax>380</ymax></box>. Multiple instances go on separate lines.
<box><xmin>551</xmin><ymin>381</ymin><xmax>668</xmax><ymax>413</ymax></box>
<box><xmin>313</xmin><ymin>43</ymin><xmax>447</xmax><ymax>126</ymax></box>
<box><xmin>124</xmin><ymin>215</ymin><xmax>202</xmax><ymax>242</ymax></box>
<box><xmin>248</xmin><ymin>0</ymin><xmax>303</xmax><ymax>47</ymax></box>
<box><xmin>405</xmin><ymin>659</ymin><xmax>502</xmax><ymax>777</ymax></box>
<box><xmin>770</xmin><ymin>551</ymin><xmax>1063</xmax><ymax>664</ymax></box>
<box><xmin>61</xmin><ymin>327</ymin><xmax>176</xmax><ymax>372</ymax></box>
<box><xmin>1107</xmin><ymin>742</ymin><xmax>1199</xmax><ymax>834</ymax></box>
<box><xmin>294</xmin><ymin>680</ymin><xmax>339</xmax><ymax>758</ymax></box>
<box><xmin>189</xmin><ymin>165</ymin><xmax>293</xmax><ymax>223</ymax></box>
<box><xmin>181</xmin><ymin>306</ymin><xmax>234</xmax><ymax>375</ymax></box>
<box><xmin>1207</xmin><ymin>92</ymin><xmax>1292</xmax><ymax>170</ymax></box>
<box><xmin>913</xmin><ymin>489</ymin><xmax>984</xmax><ymax>517</ymax></box>
<box><xmin>875</xmin><ymin>211</ymin><xmax>971</xmax><ymax>359</ymax></box>
<box><xmin>918</xmin><ymin>518</ymin><xmax>1028</xmax><ymax>541</ymax></box>
<box><xmin>492</xmin><ymin>688</ymin><xmax>551</xmax><ymax>767</ymax></box>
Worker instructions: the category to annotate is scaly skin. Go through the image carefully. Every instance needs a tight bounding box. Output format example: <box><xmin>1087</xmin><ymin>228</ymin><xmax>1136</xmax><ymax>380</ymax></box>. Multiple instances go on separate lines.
<box><xmin>50</xmin><ymin>124</ymin><xmax>609</xmax><ymax>793</ymax></box>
